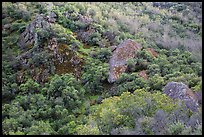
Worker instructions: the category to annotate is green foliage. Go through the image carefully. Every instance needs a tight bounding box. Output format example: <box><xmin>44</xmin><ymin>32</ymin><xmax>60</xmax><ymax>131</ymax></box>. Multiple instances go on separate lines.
<box><xmin>115</xmin><ymin>73</ymin><xmax>148</xmax><ymax>95</ymax></box>
<box><xmin>31</xmin><ymin>50</ymin><xmax>53</xmax><ymax>67</ymax></box>
<box><xmin>137</xmin><ymin>49</ymin><xmax>154</xmax><ymax>62</ymax></box>
<box><xmin>19</xmin><ymin>78</ymin><xmax>40</xmax><ymax>94</ymax></box>
<box><xmin>167</xmin><ymin>121</ymin><xmax>185</xmax><ymax>135</ymax></box>
<box><xmin>2</xmin><ymin>2</ymin><xmax>202</xmax><ymax>135</ymax></box>
<box><xmin>91</xmin><ymin>48</ymin><xmax>112</xmax><ymax>63</ymax></box>
<box><xmin>76</xmin><ymin>121</ymin><xmax>100</xmax><ymax>135</ymax></box>
<box><xmin>10</xmin><ymin>21</ymin><xmax>27</xmax><ymax>33</ymax></box>
<box><xmin>82</xmin><ymin>58</ymin><xmax>108</xmax><ymax>94</ymax></box>
<box><xmin>148</xmin><ymin>74</ymin><xmax>165</xmax><ymax>91</ymax></box>
<box><xmin>50</xmin><ymin>23</ymin><xmax>74</xmax><ymax>44</ymax></box>
<box><xmin>91</xmin><ymin>89</ymin><xmax>178</xmax><ymax>134</ymax></box>
<box><xmin>88</xmin><ymin>31</ymin><xmax>102</xmax><ymax>46</ymax></box>
<box><xmin>167</xmin><ymin>73</ymin><xmax>202</xmax><ymax>90</ymax></box>
<box><xmin>126</xmin><ymin>58</ymin><xmax>136</xmax><ymax>72</ymax></box>
<box><xmin>147</xmin><ymin>63</ymin><xmax>160</xmax><ymax>76</ymax></box>
<box><xmin>9</xmin><ymin>131</ymin><xmax>25</xmax><ymax>135</ymax></box>
<box><xmin>58</xmin><ymin>121</ymin><xmax>77</xmax><ymax>135</ymax></box>
<box><xmin>27</xmin><ymin>121</ymin><xmax>55</xmax><ymax>135</ymax></box>
<box><xmin>46</xmin><ymin>74</ymin><xmax>85</xmax><ymax>111</ymax></box>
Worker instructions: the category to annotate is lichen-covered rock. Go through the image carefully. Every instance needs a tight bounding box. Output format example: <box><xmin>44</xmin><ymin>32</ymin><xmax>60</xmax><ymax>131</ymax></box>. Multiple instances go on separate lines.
<box><xmin>108</xmin><ymin>39</ymin><xmax>141</xmax><ymax>83</ymax></box>
<box><xmin>163</xmin><ymin>82</ymin><xmax>199</xmax><ymax>112</ymax></box>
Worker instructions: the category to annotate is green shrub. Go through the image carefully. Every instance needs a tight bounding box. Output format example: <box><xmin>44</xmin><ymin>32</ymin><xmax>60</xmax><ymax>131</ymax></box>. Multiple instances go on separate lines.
<box><xmin>46</xmin><ymin>74</ymin><xmax>85</xmax><ymax>111</ymax></box>
<box><xmin>27</xmin><ymin>121</ymin><xmax>55</xmax><ymax>135</ymax></box>
<box><xmin>19</xmin><ymin>78</ymin><xmax>40</xmax><ymax>95</ymax></box>
<box><xmin>81</xmin><ymin>58</ymin><xmax>108</xmax><ymax>94</ymax></box>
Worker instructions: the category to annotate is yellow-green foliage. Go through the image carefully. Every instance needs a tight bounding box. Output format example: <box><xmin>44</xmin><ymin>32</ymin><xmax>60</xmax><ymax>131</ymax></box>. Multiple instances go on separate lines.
<box><xmin>76</xmin><ymin>124</ymin><xmax>100</xmax><ymax>135</ymax></box>
<box><xmin>89</xmin><ymin>89</ymin><xmax>178</xmax><ymax>134</ymax></box>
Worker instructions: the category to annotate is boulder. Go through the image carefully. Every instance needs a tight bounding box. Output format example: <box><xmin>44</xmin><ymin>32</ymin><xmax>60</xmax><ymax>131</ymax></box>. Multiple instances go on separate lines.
<box><xmin>163</xmin><ymin>82</ymin><xmax>199</xmax><ymax>112</ymax></box>
<box><xmin>108</xmin><ymin>39</ymin><xmax>141</xmax><ymax>83</ymax></box>
<box><xmin>17</xmin><ymin>14</ymin><xmax>50</xmax><ymax>49</ymax></box>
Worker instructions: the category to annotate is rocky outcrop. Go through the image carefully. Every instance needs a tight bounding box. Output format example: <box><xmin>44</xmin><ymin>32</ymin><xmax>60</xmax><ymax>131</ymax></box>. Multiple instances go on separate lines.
<box><xmin>47</xmin><ymin>11</ymin><xmax>57</xmax><ymax>23</ymax></box>
<box><xmin>17</xmin><ymin>14</ymin><xmax>50</xmax><ymax>49</ymax></box>
<box><xmin>163</xmin><ymin>82</ymin><xmax>199</xmax><ymax>112</ymax></box>
<box><xmin>108</xmin><ymin>39</ymin><xmax>141</xmax><ymax>83</ymax></box>
<box><xmin>17</xmin><ymin>12</ymin><xmax>57</xmax><ymax>49</ymax></box>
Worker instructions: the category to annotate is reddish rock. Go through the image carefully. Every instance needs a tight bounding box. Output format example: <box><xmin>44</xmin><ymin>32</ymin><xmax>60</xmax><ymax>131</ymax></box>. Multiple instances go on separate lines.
<box><xmin>163</xmin><ymin>82</ymin><xmax>199</xmax><ymax>112</ymax></box>
<box><xmin>138</xmin><ymin>70</ymin><xmax>148</xmax><ymax>80</ymax></box>
<box><xmin>146</xmin><ymin>48</ymin><xmax>158</xmax><ymax>58</ymax></box>
<box><xmin>108</xmin><ymin>39</ymin><xmax>141</xmax><ymax>83</ymax></box>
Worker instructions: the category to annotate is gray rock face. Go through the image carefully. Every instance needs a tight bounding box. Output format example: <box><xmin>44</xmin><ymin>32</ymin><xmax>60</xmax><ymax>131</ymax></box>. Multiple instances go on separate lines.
<box><xmin>108</xmin><ymin>39</ymin><xmax>141</xmax><ymax>83</ymax></box>
<box><xmin>163</xmin><ymin>82</ymin><xmax>199</xmax><ymax>112</ymax></box>
<box><xmin>47</xmin><ymin>11</ymin><xmax>57</xmax><ymax>23</ymax></box>
<box><xmin>17</xmin><ymin>14</ymin><xmax>51</xmax><ymax>49</ymax></box>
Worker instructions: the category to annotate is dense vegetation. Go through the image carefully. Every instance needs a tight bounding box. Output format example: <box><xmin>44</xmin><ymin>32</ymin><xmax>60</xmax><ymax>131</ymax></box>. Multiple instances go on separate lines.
<box><xmin>2</xmin><ymin>2</ymin><xmax>202</xmax><ymax>135</ymax></box>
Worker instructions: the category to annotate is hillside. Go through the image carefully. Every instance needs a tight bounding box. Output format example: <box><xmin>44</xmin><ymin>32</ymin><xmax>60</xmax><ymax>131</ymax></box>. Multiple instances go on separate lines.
<box><xmin>2</xmin><ymin>2</ymin><xmax>202</xmax><ymax>135</ymax></box>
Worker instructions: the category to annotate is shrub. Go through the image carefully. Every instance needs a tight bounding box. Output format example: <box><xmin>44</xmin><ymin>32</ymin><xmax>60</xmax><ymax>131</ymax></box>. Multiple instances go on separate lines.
<box><xmin>76</xmin><ymin>124</ymin><xmax>100</xmax><ymax>135</ymax></box>
<box><xmin>19</xmin><ymin>78</ymin><xmax>40</xmax><ymax>95</ymax></box>
<box><xmin>148</xmin><ymin>74</ymin><xmax>165</xmax><ymax>91</ymax></box>
<box><xmin>93</xmin><ymin>89</ymin><xmax>178</xmax><ymax>134</ymax></box>
<box><xmin>91</xmin><ymin>48</ymin><xmax>112</xmax><ymax>63</ymax></box>
<box><xmin>81</xmin><ymin>58</ymin><xmax>109</xmax><ymax>94</ymax></box>
<box><xmin>147</xmin><ymin>64</ymin><xmax>160</xmax><ymax>76</ymax></box>
<box><xmin>46</xmin><ymin>74</ymin><xmax>85</xmax><ymax>111</ymax></box>
<box><xmin>27</xmin><ymin>121</ymin><xmax>55</xmax><ymax>135</ymax></box>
